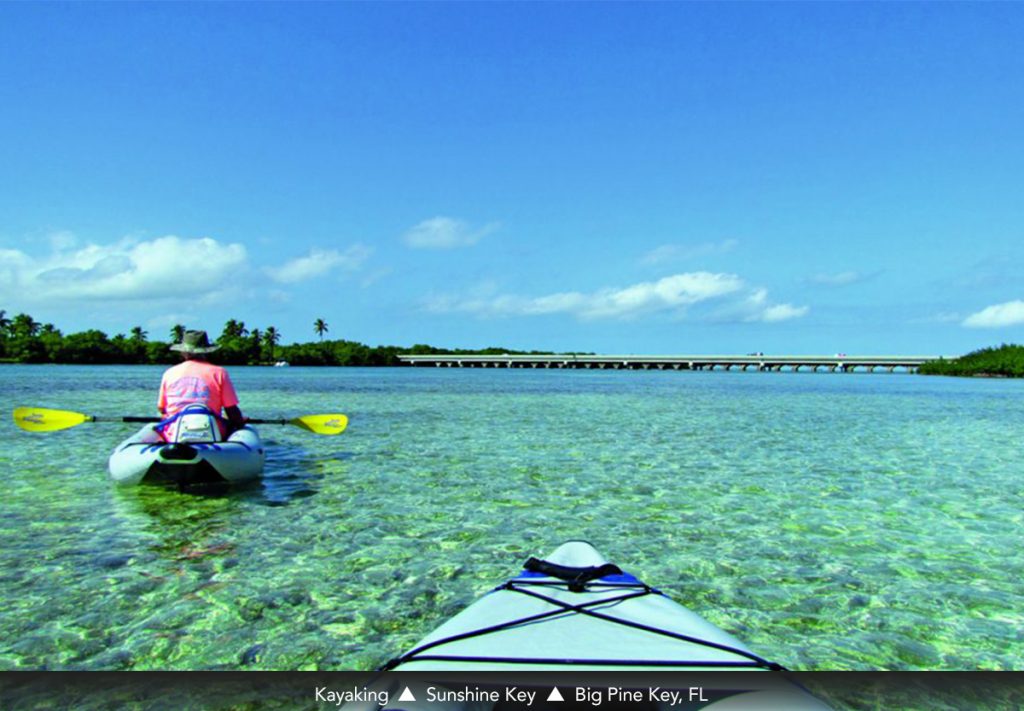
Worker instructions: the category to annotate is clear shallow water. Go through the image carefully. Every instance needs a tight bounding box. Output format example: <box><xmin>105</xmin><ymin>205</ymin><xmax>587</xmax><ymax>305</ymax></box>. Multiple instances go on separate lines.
<box><xmin>0</xmin><ymin>364</ymin><xmax>1021</xmax><ymax>671</ymax></box>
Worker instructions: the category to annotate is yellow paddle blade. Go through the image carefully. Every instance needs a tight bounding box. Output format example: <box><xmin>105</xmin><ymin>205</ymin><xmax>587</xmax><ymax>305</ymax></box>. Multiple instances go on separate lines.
<box><xmin>289</xmin><ymin>413</ymin><xmax>348</xmax><ymax>435</ymax></box>
<box><xmin>13</xmin><ymin>407</ymin><xmax>94</xmax><ymax>432</ymax></box>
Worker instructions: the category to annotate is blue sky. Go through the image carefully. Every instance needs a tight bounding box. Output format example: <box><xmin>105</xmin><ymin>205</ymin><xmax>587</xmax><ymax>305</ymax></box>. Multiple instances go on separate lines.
<box><xmin>2</xmin><ymin>3</ymin><xmax>1022</xmax><ymax>355</ymax></box>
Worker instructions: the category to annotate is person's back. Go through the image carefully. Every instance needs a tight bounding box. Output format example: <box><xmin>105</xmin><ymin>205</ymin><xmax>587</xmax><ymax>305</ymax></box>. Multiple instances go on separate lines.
<box><xmin>159</xmin><ymin>358</ymin><xmax>238</xmax><ymax>418</ymax></box>
<box><xmin>158</xmin><ymin>330</ymin><xmax>245</xmax><ymax>438</ymax></box>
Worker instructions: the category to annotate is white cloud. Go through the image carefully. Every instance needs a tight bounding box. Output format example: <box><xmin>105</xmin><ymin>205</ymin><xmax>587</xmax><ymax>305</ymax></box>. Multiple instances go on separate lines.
<box><xmin>0</xmin><ymin>235</ymin><xmax>248</xmax><ymax>303</ymax></box>
<box><xmin>639</xmin><ymin>239</ymin><xmax>738</xmax><ymax>267</ymax></box>
<box><xmin>47</xmin><ymin>230</ymin><xmax>79</xmax><ymax>252</ymax></box>
<box><xmin>425</xmin><ymin>272</ymin><xmax>766</xmax><ymax>321</ymax></box>
<box><xmin>808</xmin><ymin>270</ymin><xmax>876</xmax><ymax>287</ymax></box>
<box><xmin>582</xmin><ymin>273</ymin><xmax>744</xmax><ymax>319</ymax></box>
<box><xmin>738</xmin><ymin>288</ymin><xmax>809</xmax><ymax>323</ymax></box>
<box><xmin>758</xmin><ymin>303</ymin><xmax>810</xmax><ymax>322</ymax></box>
<box><xmin>0</xmin><ymin>248</ymin><xmax>32</xmax><ymax>289</ymax></box>
<box><xmin>911</xmin><ymin>311</ymin><xmax>963</xmax><ymax>325</ymax></box>
<box><xmin>360</xmin><ymin>266</ymin><xmax>393</xmax><ymax>288</ymax></box>
<box><xmin>402</xmin><ymin>217</ymin><xmax>498</xmax><ymax>249</ymax></box>
<box><xmin>963</xmin><ymin>300</ymin><xmax>1024</xmax><ymax>328</ymax></box>
<box><xmin>265</xmin><ymin>244</ymin><xmax>371</xmax><ymax>284</ymax></box>
<box><xmin>146</xmin><ymin>313</ymin><xmax>200</xmax><ymax>334</ymax></box>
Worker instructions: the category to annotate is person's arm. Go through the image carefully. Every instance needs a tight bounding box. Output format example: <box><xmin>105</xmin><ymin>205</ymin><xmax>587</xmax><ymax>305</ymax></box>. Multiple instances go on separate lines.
<box><xmin>157</xmin><ymin>374</ymin><xmax>168</xmax><ymax>416</ymax></box>
<box><xmin>219</xmin><ymin>368</ymin><xmax>245</xmax><ymax>429</ymax></box>
<box><xmin>224</xmin><ymin>405</ymin><xmax>246</xmax><ymax>430</ymax></box>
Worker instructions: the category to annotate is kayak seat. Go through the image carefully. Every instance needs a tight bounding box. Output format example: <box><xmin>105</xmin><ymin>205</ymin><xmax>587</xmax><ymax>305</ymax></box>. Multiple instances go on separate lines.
<box><xmin>156</xmin><ymin>405</ymin><xmax>225</xmax><ymax>443</ymax></box>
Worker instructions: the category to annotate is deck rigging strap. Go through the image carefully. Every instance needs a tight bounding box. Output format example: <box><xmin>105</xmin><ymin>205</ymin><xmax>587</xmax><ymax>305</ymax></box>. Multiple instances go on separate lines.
<box><xmin>522</xmin><ymin>556</ymin><xmax>624</xmax><ymax>591</ymax></box>
<box><xmin>380</xmin><ymin>561</ymin><xmax>787</xmax><ymax>671</ymax></box>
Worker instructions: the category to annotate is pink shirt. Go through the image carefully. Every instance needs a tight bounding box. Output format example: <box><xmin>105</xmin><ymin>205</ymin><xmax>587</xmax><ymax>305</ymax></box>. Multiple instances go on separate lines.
<box><xmin>158</xmin><ymin>360</ymin><xmax>240</xmax><ymax>417</ymax></box>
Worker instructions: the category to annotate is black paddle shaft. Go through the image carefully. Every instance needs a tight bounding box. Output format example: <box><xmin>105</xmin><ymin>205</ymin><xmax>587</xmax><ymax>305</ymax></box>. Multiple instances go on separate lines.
<box><xmin>97</xmin><ymin>416</ymin><xmax>288</xmax><ymax>425</ymax></box>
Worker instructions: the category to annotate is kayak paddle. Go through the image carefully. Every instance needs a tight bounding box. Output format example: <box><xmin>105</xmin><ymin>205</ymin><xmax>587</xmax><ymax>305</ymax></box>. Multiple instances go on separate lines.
<box><xmin>12</xmin><ymin>407</ymin><xmax>349</xmax><ymax>436</ymax></box>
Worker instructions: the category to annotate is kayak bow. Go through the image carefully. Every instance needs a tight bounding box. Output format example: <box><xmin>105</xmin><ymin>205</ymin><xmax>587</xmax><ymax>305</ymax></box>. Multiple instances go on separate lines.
<box><xmin>383</xmin><ymin>540</ymin><xmax>784</xmax><ymax>672</ymax></box>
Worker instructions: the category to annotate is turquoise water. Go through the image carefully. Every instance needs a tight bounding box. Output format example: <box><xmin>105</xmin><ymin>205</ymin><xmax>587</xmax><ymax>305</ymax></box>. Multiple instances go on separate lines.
<box><xmin>0</xmin><ymin>364</ymin><xmax>1021</xmax><ymax>671</ymax></box>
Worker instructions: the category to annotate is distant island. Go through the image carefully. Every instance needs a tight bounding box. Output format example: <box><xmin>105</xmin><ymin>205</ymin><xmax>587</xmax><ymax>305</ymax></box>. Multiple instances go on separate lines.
<box><xmin>917</xmin><ymin>344</ymin><xmax>1024</xmax><ymax>378</ymax></box>
<box><xmin>0</xmin><ymin>311</ymin><xmax>556</xmax><ymax>367</ymax></box>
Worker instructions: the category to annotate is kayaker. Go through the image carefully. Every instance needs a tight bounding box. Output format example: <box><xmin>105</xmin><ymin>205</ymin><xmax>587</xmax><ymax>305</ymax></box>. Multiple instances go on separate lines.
<box><xmin>158</xmin><ymin>329</ymin><xmax>246</xmax><ymax>439</ymax></box>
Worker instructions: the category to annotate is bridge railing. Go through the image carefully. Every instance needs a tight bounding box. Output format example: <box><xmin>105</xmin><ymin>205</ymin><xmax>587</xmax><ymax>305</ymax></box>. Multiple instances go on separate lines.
<box><xmin>396</xmin><ymin>354</ymin><xmax>949</xmax><ymax>372</ymax></box>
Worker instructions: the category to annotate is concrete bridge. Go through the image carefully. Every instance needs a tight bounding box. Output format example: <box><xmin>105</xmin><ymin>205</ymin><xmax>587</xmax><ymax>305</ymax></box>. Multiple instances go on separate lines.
<box><xmin>397</xmin><ymin>353</ymin><xmax>947</xmax><ymax>373</ymax></box>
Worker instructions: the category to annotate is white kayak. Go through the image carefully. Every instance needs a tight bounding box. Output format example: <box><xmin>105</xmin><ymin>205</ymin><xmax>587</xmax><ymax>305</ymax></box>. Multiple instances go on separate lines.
<box><xmin>382</xmin><ymin>540</ymin><xmax>792</xmax><ymax>672</ymax></box>
<box><xmin>108</xmin><ymin>423</ymin><xmax>265</xmax><ymax>487</ymax></box>
<box><xmin>366</xmin><ymin>541</ymin><xmax>831</xmax><ymax>710</ymax></box>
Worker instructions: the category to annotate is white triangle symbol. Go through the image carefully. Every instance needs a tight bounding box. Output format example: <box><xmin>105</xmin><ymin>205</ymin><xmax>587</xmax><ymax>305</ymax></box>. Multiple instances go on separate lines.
<box><xmin>398</xmin><ymin>687</ymin><xmax>416</xmax><ymax>702</ymax></box>
<box><xmin>547</xmin><ymin>687</ymin><xmax>564</xmax><ymax>702</ymax></box>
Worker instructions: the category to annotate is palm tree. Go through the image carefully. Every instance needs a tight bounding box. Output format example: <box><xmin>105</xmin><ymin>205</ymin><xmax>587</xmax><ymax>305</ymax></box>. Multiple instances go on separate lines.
<box><xmin>314</xmin><ymin>318</ymin><xmax>329</xmax><ymax>341</ymax></box>
<box><xmin>11</xmin><ymin>313</ymin><xmax>39</xmax><ymax>338</ymax></box>
<box><xmin>0</xmin><ymin>310</ymin><xmax>8</xmax><ymax>357</ymax></box>
<box><xmin>170</xmin><ymin>324</ymin><xmax>186</xmax><ymax>342</ymax></box>
<box><xmin>263</xmin><ymin>327</ymin><xmax>280</xmax><ymax>361</ymax></box>
<box><xmin>221</xmin><ymin>319</ymin><xmax>248</xmax><ymax>340</ymax></box>
<box><xmin>248</xmin><ymin>328</ymin><xmax>262</xmax><ymax>361</ymax></box>
<box><xmin>130</xmin><ymin>326</ymin><xmax>148</xmax><ymax>342</ymax></box>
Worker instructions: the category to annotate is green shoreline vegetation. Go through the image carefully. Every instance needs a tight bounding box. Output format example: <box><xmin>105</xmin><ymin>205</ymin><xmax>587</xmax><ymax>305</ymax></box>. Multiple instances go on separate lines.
<box><xmin>917</xmin><ymin>344</ymin><xmax>1024</xmax><ymax>378</ymax></box>
<box><xmin>3</xmin><ymin>310</ymin><xmax>1019</xmax><ymax>375</ymax></box>
<box><xmin>0</xmin><ymin>310</ymin><xmax>554</xmax><ymax>366</ymax></box>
